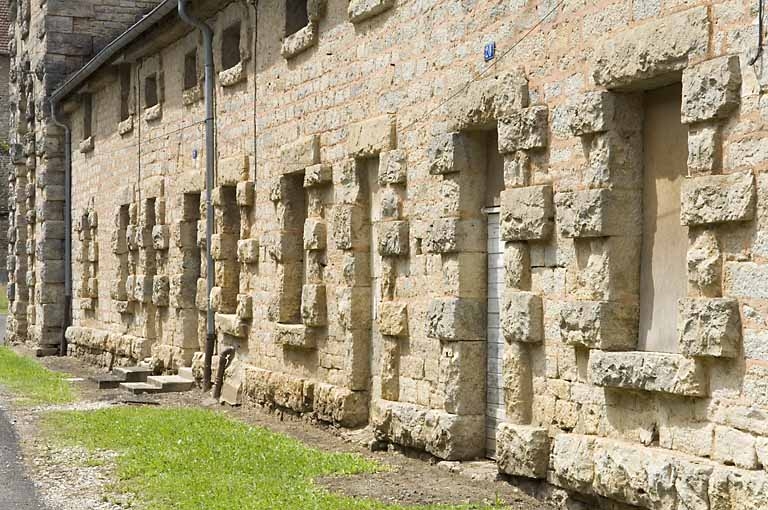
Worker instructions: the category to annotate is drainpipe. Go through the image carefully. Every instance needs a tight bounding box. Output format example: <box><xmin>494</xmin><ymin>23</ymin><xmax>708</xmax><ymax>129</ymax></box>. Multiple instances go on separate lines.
<box><xmin>212</xmin><ymin>345</ymin><xmax>235</xmax><ymax>400</ymax></box>
<box><xmin>178</xmin><ymin>0</ymin><xmax>216</xmax><ymax>391</ymax></box>
<box><xmin>49</xmin><ymin>100</ymin><xmax>72</xmax><ymax>357</ymax></box>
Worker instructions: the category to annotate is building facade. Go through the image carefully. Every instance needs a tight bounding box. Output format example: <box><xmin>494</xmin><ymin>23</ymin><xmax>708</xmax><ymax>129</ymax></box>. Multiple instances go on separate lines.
<box><xmin>12</xmin><ymin>0</ymin><xmax>768</xmax><ymax>508</ymax></box>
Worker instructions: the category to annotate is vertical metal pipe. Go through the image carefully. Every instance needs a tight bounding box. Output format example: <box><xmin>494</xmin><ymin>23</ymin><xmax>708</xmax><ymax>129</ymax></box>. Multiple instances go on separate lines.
<box><xmin>178</xmin><ymin>0</ymin><xmax>216</xmax><ymax>391</ymax></box>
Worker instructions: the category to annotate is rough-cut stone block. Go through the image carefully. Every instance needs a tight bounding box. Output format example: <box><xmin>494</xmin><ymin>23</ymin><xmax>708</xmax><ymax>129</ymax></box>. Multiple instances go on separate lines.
<box><xmin>496</xmin><ymin>424</ymin><xmax>549</xmax><ymax>479</ymax></box>
<box><xmin>236</xmin><ymin>181</ymin><xmax>254</xmax><ymax>206</ymax></box>
<box><xmin>678</xmin><ymin>298</ymin><xmax>740</xmax><ymax>358</ymax></box>
<box><xmin>313</xmin><ymin>383</ymin><xmax>368</xmax><ymax>427</ymax></box>
<box><xmin>281</xmin><ymin>21</ymin><xmax>317</xmax><ymax>59</ymax></box>
<box><xmin>236</xmin><ymin>294</ymin><xmax>253</xmax><ymax>320</ymax></box>
<box><xmin>687</xmin><ymin>125</ymin><xmax>721</xmax><ymax>175</ymax></box>
<box><xmin>449</xmin><ymin>72</ymin><xmax>529</xmax><ymax>130</ymax></box>
<box><xmin>79</xmin><ymin>136</ymin><xmax>94</xmax><ymax>153</ymax></box>
<box><xmin>680</xmin><ymin>172</ymin><xmax>755</xmax><ymax>226</ymax></box>
<box><xmin>145</xmin><ymin>104</ymin><xmax>162</xmax><ymax>122</ymax></box>
<box><xmin>303</xmin><ymin>218</ymin><xmax>327</xmax><ymax>251</ymax></box>
<box><xmin>304</xmin><ymin>164</ymin><xmax>332</xmax><ymax>187</ymax></box>
<box><xmin>301</xmin><ymin>284</ymin><xmax>327</xmax><ymax>327</ymax></box>
<box><xmin>280</xmin><ymin>134</ymin><xmax>319</xmax><ymax>174</ymax></box>
<box><xmin>151</xmin><ymin>225</ymin><xmax>170</xmax><ymax>251</ymax></box>
<box><xmin>682</xmin><ymin>55</ymin><xmax>741</xmax><ymax>124</ymax></box>
<box><xmin>237</xmin><ymin>239</ymin><xmax>259</xmax><ymax>264</ymax></box>
<box><xmin>348</xmin><ymin>0</ymin><xmax>394</xmax><ymax>23</ymax></box>
<box><xmin>219</xmin><ymin>62</ymin><xmax>245</xmax><ymax>87</ymax></box>
<box><xmin>169</xmin><ymin>274</ymin><xmax>197</xmax><ymax>309</ymax></box>
<box><xmin>560</xmin><ymin>301</ymin><xmax>638</xmax><ymax>350</ymax></box>
<box><xmin>714</xmin><ymin>426</ymin><xmax>759</xmax><ymax>470</ymax></box>
<box><xmin>134</xmin><ymin>275</ymin><xmax>153</xmax><ymax>303</ymax></box>
<box><xmin>427</xmin><ymin>298</ymin><xmax>485</xmax><ymax>341</ymax></box>
<box><xmin>331</xmin><ymin>204</ymin><xmax>365</xmax><ymax>250</ymax></box>
<box><xmin>377</xmin><ymin>220</ymin><xmax>409</xmax><ymax>256</ymax></box>
<box><xmin>348</xmin><ymin>115</ymin><xmax>395</xmax><ymax>157</ymax></box>
<box><xmin>152</xmin><ymin>275</ymin><xmax>170</xmax><ymax>307</ymax></box>
<box><xmin>589</xmin><ymin>350</ymin><xmax>708</xmax><ymax>397</ymax></box>
<box><xmin>503</xmin><ymin>151</ymin><xmax>530</xmax><ymax>188</ymax></box>
<box><xmin>500</xmin><ymin>185</ymin><xmax>554</xmax><ymax>241</ymax></box>
<box><xmin>505</xmin><ymin>242</ymin><xmax>531</xmax><ymax>290</ymax></box>
<box><xmin>378</xmin><ymin>301</ymin><xmax>408</xmax><ymax>337</ymax></box>
<box><xmin>556</xmin><ymin>189</ymin><xmax>641</xmax><ymax>238</ymax></box>
<box><xmin>274</xmin><ymin>323</ymin><xmax>318</xmax><ymax>350</ymax></box>
<box><xmin>566</xmin><ymin>91</ymin><xmax>617</xmax><ymax>136</ymax></box>
<box><xmin>378</xmin><ymin>150</ymin><xmax>407</xmax><ymax>185</ymax></box>
<box><xmin>423</xmin><ymin>218</ymin><xmax>484</xmax><ymax>254</ymax></box>
<box><xmin>428</xmin><ymin>132</ymin><xmax>481</xmax><ymax>175</ymax></box>
<box><xmin>439</xmin><ymin>341</ymin><xmax>485</xmax><ymax>415</ymax></box>
<box><xmin>501</xmin><ymin>290</ymin><xmax>543</xmax><ymax>343</ymax></box>
<box><xmin>591</xmin><ymin>6</ymin><xmax>710</xmax><ymax>88</ymax></box>
<box><xmin>216</xmin><ymin>313</ymin><xmax>248</xmax><ymax>338</ymax></box>
<box><xmin>211</xmin><ymin>233</ymin><xmax>237</xmax><ymax>261</ymax></box>
<box><xmin>498</xmin><ymin>106</ymin><xmax>548</xmax><ymax>153</ymax></box>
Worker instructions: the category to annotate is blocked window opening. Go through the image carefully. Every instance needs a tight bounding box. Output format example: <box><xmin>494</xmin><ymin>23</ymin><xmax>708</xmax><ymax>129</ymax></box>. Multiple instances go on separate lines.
<box><xmin>285</xmin><ymin>0</ymin><xmax>309</xmax><ymax>36</ymax></box>
<box><xmin>216</xmin><ymin>186</ymin><xmax>241</xmax><ymax>315</ymax></box>
<box><xmin>82</xmin><ymin>94</ymin><xmax>93</xmax><ymax>139</ymax></box>
<box><xmin>119</xmin><ymin>65</ymin><xmax>131</xmax><ymax>121</ymax></box>
<box><xmin>638</xmin><ymin>84</ymin><xmax>688</xmax><ymax>352</ymax></box>
<box><xmin>184</xmin><ymin>51</ymin><xmax>198</xmax><ymax>91</ymax></box>
<box><xmin>280</xmin><ymin>173</ymin><xmax>306</xmax><ymax>324</ymax></box>
<box><xmin>221</xmin><ymin>23</ymin><xmax>242</xmax><ymax>71</ymax></box>
<box><xmin>144</xmin><ymin>74</ymin><xmax>159</xmax><ymax>108</ymax></box>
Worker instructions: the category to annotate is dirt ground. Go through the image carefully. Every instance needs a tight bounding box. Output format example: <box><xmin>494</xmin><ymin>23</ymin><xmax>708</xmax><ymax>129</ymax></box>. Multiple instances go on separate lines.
<box><xmin>5</xmin><ymin>348</ymin><xmax>554</xmax><ymax>510</ymax></box>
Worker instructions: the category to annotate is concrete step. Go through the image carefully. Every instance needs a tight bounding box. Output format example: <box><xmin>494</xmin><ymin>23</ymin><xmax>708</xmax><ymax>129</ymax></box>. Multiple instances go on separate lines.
<box><xmin>90</xmin><ymin>374</ymin><xmax>124</xmax><ymax>389</ymax></box>
<box><xmin>146</xmin><ymin>375</ymin><xmax>194</xmax><ymax>393</ymax></box>
<box><xmin>112</xmin><ymin>366</ymin><xmax>153</xmax><ymax>383</ymax></box>
<box><xmin>119</xmin><ymin>382</ymin><xmax>162</xmax><ymax>395</ymax></box>
<box><xmin>177</xmin><ymin>367</ymin><xmax>194</xmax><ymax>381</ymax></box>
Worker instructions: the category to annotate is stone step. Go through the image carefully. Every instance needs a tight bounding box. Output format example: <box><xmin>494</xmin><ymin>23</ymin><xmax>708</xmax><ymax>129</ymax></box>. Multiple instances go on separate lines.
<box><xmin>146</xmin><ymin>375</ymin><xmax>195</xmax><ymax>393</ymax></box>
<box><xmin>112</xmin><ymin>366</ymin><xmax>153</xmax><ymax>383</ymax></box>
<box><xmin>90</xmin><ymin>374</ymin><xmax>124</xmax><ymax>389</ymax></box>
<box><xmin>177</xmin><ymin>367</ymin><xmax>195</xmax><ymax>381</ymax></box>
<box><xmin>119</xmin><ymin>382</ymin><xmax>162</xmax><ymax>395</ymax></box>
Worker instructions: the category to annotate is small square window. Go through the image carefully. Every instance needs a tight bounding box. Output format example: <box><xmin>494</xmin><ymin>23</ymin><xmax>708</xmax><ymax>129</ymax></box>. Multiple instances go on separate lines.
<box><xmin>184</xmin><ymin>51</ymin><xmax>198</xmax><ymax>91</ymax></box>
<box><xmin>285</xmin><ymin>0</ymin><xmax>308</xmax><ymax>37</ymax></box>
<box><xmin>120</xmin><ymin>65</ymin><xmax>131</xmax><ymax>121</ymax></box>
<box><xmin>145</xmin><ymin>74</ymin><xmax>159</xmax><ymax>108</ymax></box>
<box><xmin>222</xmin><ymin>23</ymin><xmax>242</xmax><ymax>71</ymax></box>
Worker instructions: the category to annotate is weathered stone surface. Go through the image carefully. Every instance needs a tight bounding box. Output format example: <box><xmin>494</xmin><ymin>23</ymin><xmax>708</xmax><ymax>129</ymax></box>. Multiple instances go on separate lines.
<box><xmin>423</xmin><ymin>218</ymin><xmax>483</xmax><ymax>254</ymax></box>
<box><xmin>274</xmin><ymin>323</ymin><xmax>318</xmax><ymax>349</ymax></box>
<box><xmin>216</xmin><ymin>313</ymin><xmax>248</xmax><ymax>338</ymax></box>
<box><xmin>428</xmin><ymin>132</ymin><xmax>481</xmax><ymax>175</ymax></box>
<box><xmin>236</xmin><ymin>181</ymin><xmax>254</xmax><ymax>206</ymax></box>
<box><xmin>557</xmin><ymin>189</ymin><xmax>641</xmax><ymax>238</ymax></box>
<box><xmin>687</xmin><ymin>229</ymin><xmax>722</xmax><ymax>297</ymax></box>
<box><xmin>348</xmin><ymin>115</ymin><xmax>395</xmax><ymax>157</ymax></box>
<box><xmin>500</xmin><ymin>185</ymin><xmax>554</xmax><ymax>241</ymax></box>
<box><xmin>589</xmin><ymin>351</ymin><xmax>708</xmax><ymax>397</ymax></box>
<box><xmin>331</xmin><ymin>204</ymin><xmax>365</xmax><ymax>250</ymax></box>
<box><xmin>236</xmin><ymin>294</ymin><xmax>253</xmax><ymax>320</ymax></box>
<box><xmin>237</xmin><ymin>239</ymin><xmax>259</xmax><ymax>264</ymax></box>
<box><xmin>498</xmin><ymin>106</ymin><xmax>548</xmax><ymax>153</ymax></box>
<box><xmin>280</xmin><ymin>135</ymin><xmax>319</xmax><ymax>174</ymax></box>
<box><xmin>680</xmin><ymin>172</ymin><xmax>755</xmax><ymax>226</ymax></box>
<box><xmin>496</xmin><ymin>424</ymin><xmax>549</xmax><ymax>479</ymax></box>
<box><xmin>378</xmin><ymin>150</ymin><xmax>407</xmax><ymax>185</ymax></box>
<box><xmin>377</xmin><ymin>220</ymin><xmax>409</xmax><ymax>256</ymax></box>
<box><xmin>687</xmin><ymin>125</ymin><xmax>722</xmax><ymax>175</ymax></box>
<box><xmin>372</xmin><ymin>400</ymin><xmax>484</xmax><ymax>460</ymax></box>
<box><xmin>566</xmin><ymin>91</ymin><xmax>617</xmax><ymax>136</ymax></box>
<box><xmin>439</xmin><ymin>341</ymin><xmax>485</xmax><ymax>415</ymax></box>
<box><xmin>152</xmin><ymin>275</ymin><xmax>170</xmax><ymax>307</ymax></box>
<box><xmin>725</xmin><ymin>262</ymin><xmax>768</xmax><ymax>299</ymax></box>
<box><xmin>678</xmin><ymin>298</ymin><xmax>740</xmax><ymax>358</ymax></box>
<box><xmin>301</xmin><ymin>284</ymin><xmax>327</xmax><ymax>327</ymax></box>
<box><xmin>348</xmin><ymin>0</ymin><xmax>394</xmax><ymax>23</ymax></box>
<box><xmin>501</xmin><ymin>290</ymin><xmax>543</xmax><ymax>343</ymax></box>
<box><xmin>504</xmin><ymin>242</ymin><xmax>531</xmax><ymax>291</ymax></box>
<box><xmin>243</xmin><ymin>366</ymin><xmax>314</xmax><ymax>413</ymax></box>
<box><xmin>559</xmin><ymin>301</ymin><xmax>638</xmax><ymax>350</ymax></box>
<box><xmin>313</xmin><ymin>383</ymin><xmax>368</xmax><ymax>427</ymax></box>
<box><xmin>378</xmin><ymin>301</ymin><xmax>408</xmax><ymax>337</ymax></box>
<box><xmin>714</xmin><ymin>426</ymin><xmax>759</xmax><ymax>470</ymax></box>
<box><xmin>449</xmin><ymin>72</ymin><xmax>529</xmax><ymax>130</ymax></box>
<box><xmin>304</xmin><ymin>164</ymin><xmax>332</xmax><ymax>187</ymax></box>
<box><xmin>303</xmin><ymin>218</ymin><xmax>327</xmax><ymax>251</ymax></box>
<box><xmin>427</xmin><ymin>298</ymin><xmax>485</xmax><ymax>341</ymax></box>
<box><xmin>682</xmin><ymin>55</ymin><xmax>741</xmax><ymax>124</ymax></box>
<box><xmin>503</xmin><ymin>151</ymin><xmax>530</xmax><ymax>188</ymax></box>
<box><xmin>591</xmin><ymin>6</ymin><xmax>710</xmax><ymax>88</ymax></box>
<box><xmin>281</xmin><ymin>21</ymin><xmax>317</xmax><ymax>59</ymax></box>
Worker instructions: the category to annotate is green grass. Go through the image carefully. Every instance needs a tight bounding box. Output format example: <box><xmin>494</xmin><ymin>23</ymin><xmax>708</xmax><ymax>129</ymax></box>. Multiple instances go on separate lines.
<box><xmin>44</xmin><ymin>407</ymin><xmax>507</xmax><ymax>510</ymax></box>
<box><xmin>0</xmin><ymin>283</ymin><xmax>8</xmax><ymax>314</ymax></box>
<box><xmin>0</xmin><ymin>346</ymin><xmax>75</xmax><ymax>405</ymax></box>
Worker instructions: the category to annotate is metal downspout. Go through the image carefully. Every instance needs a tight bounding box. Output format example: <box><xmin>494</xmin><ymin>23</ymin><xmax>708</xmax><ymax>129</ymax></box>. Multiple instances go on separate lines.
<box><xmin>49</xmin><ymin>101</ymin><xmax>72</xmax><ymax>357</ymax></box>
<box><xmin>178</xmin><ymin>0</ymin><xmax>216</xmax><ymax>391</ymax></box>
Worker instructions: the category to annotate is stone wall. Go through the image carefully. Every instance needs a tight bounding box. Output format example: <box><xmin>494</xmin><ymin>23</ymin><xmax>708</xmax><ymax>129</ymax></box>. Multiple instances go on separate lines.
<box><xmin>0</xmin><ymin>54</ymin><xmax>10</xmax><ymax>283</ymax></box>
<box><xmin>42</xmin><ymin>0</ymin><xmax>768</xmax><ymax>508</ymax></box>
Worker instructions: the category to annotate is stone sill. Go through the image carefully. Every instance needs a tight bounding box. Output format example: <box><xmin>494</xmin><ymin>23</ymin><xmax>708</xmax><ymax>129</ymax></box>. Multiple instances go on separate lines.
<box><xmin>348</xmin><ymin>0</ymin><xmax>394</xmax><ymax>23</ymax></box>
<box><xmin>79</xmin><ymin>136</ymin><xmax>94</xmax><ymax>154</ymax></box>
<box><xmin>589</xmin><ymin>350</ymin><xmax>708</xmax><ymax>397</ymax></box>
<box><xmin>182</xmin><ymin>85</ymin><xmax>202</xmax><ymax>106</ymax></box>
<box><xmin>219</xmin><ymin>62</ymin><xmax>245</xmax><ymax>88</ymax></box>
<box><xmin>281</xmin><ymin>22</ymin><xmax>317</xmax><ymax>59</ymax></box>
<box><xmin>118</xmin><ymin>116</ymin><xmax>134</xmax><ymax>136</ymax></box>
<box><xmin>144</xmin><ymin>104</ymin><xmax>163</xmax><ymax>122</ymax></box>
<box><xmin>216</xmin><ymin>313</ymin><xmax>248</xmax><ymax>338</ymax></box>
<box><xmin>275</xmin><ymin>323</ymin><xmax>318</xmax><ymax>350</ymax></box>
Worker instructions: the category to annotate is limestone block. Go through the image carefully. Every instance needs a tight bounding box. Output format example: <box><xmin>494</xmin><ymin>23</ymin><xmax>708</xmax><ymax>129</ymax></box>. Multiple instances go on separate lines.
<box><xmin>126</xmin><ymin>275</ymin><xmax>136</xmax><ymax>302</ymax></box>
<box><xmin>566</xmin><ymin>91</ymin><xmax>618</xmax><ymax>136</ymax></box>
<box><xmin>168</xmin><ymin>274</ymin><xmax>197</xmax><ymax>309</ymax></box>
<box><xmin>303</xmin><ymin>218</ymin><xmax>327</xmax><ymax>251</ymax></box>
<box><xmin>379</xmin><ymin>188</ymin><xmax>402</xmax><ymax>220</ymax></box>
<box><xmin>134</xmin><ymin>275</ymin><xmax>153</xmax><ymax>303</ymax></box>
<box><xmin>589</xmin><ymin>351</ymin><xmax>708</xmax><ymax>397</ymax></box>
<box><xmin>331</xmin><ymin>204</ymin><xmax>365</xmax><ymax>250</ymax></box>
<box><xmin>502</xmin><ymin>343</ymin><xmax>532</xmax><ymax>424</ymax></box>
<box><xmin>236</xmin><ymin>294</ymin><xmax>253</xmax><ymax>320</ymax></box>
<box><xmin>439</xmin><ymin>341</ymin><xmax>485</xmax><ymax>415</ymax></box>
<box><xmin>714</xmin><ymin>426</ymin><xmax>758</xmax><ymax>470</ymax></box>
<box><xmin>687</xmin><ymin>229</ymin><xmax>722</xmax><ymax>297</ymax></box>
<box><xmin>336</xmin><ymin>286</ymin><xmax>372</xmax><ymax>332</ymax></box>
<box><xmin>347</xmin><ymin>115</ymin><xmax>395</xmax><ymax>157</ymax></box>
<box><xmin>559</xmin><ymin>301</ymin><xmax>638</xmax><ymax>350</ymax></box>
<box><xmin>372</xmin><ymin>400</ymin><xmax>484</xmax><ymax>460</ymax></box>
<box><xmin>428</xmin><ymin>132</ymin><xmax>481</xmax><ymax>175</ymax></box>
<box><xmin>709</xmin><ymin>466</ymin><xmax>768</xmax><ymax>510</ymax></box>
<box><xmin>682</xmin><ymin>55</ymin><xmax>741</xmax><ymax>124</ymax></box>
<box><xmin>556</xmin><ymin>189</ymin><xmax>641</xmax><ymax>238</ymax></box>
<box><xmin>378</xmin><ymin>150</ymin><xmax>407</xmax><ymax>185</ymax></box>
<box><xmin>680</xmin><ymin>172</ymin><xmax>755</xmax><ymax>226</ymax></box>
<box><xmin>313</xmin><ymin>383</ymin><xmax>368</xmax><ymax>427</ymax></box>
<box><xmin>450</xmin><ymin>72</ymin><xmax>529</xmax><ymax>130</ymax></box>
<box><xmin>348</xmin><ymin>0</ymin><xmax>394</xmax><ymax>23</ymax></box>
<box><xmin>427</xmin><ymin>298</ymin><xmax>485</xmax><ymax>341</ymax></box>
<box><xmin>501</xmin><ymin>290</ymin><xmax>543</xmax><ymax>343</ymax></box>
<box><xmin>274</xmin><ymin>323</ymin><xmax>317</xmax><ymax>350</ymax></box>
<box><xmin>211</xmin><ymin>233</ymin><xmax>237</xmax><ymax>261</ymax></box>
<box><xmin>219</xmin><ymin>62</ymin><xmax>245</xmax><ymax>88</ymax></box>
<box><xmin>151</xmin><ymin>225</ymin><xmax>170</xmax><ymax>251</ymax></box>
<box><xmin>377</xmin><ymin>220</ymin><xmax>409</xmax><ymax>256</ymax></box>
<box><xmin>236</xmin><ymin>181</ymin><xmax>254</xmax><ymax>206</ymax></box>
<box><xmin>505</xmin><ymin>242</ymin><xmax>531</xmax><ymax>290</ymax></box>
<box><xmin>496</xmin><ymin>424</ymin><xmax>549</xmax><ymax>479</ymax></box>
<box><xmin>500</xmin><ymin>185</ymin><xmax>554</xmax><ymax>241</ymax></box>
<box><xmin>301</xmin><ymin>284</ymin><xmax>327</xmax><ymax>327</ymax></box>
<box><xmin>216</xmin><ymin>313</ymin><xmax>248</xmax><ymax>338</ymax></box>
<box><xmin>503</xmin><ymin>151</ymin><xmax>530</xmax><ymax>188</ymax></box>
<box><xmin>152</xmin><ymin>275</ymin><xmax>170</xmax><ymax>307</ymax></box>
<box><xmin>171</xmin><ymin>221</ymin><xmax>197</xmax><ymax>249</ymax></box>
<box><xmin>378</xmin><ymin>301</ymin><xmax>408</xmax><ymax>337</ymax></box>
<box><xmin>678</xmin><ymin>298</ymin><xmax>740</xmax><ymax>358</ymax></box>
<box><xmin>145</xmin><ymin>104</ymin><xmax>162</xmax><ymax>122</ymax></box>
<box><xmin>281</xmin><ymin>21</ymin><xmax>317</xmax><ymax>59</ymax></box>
<box><xmin>280</xmin><ymin>134</ymin><xmax>319</xmax><ymax>174</ymax></box>
<box><xmin>497</xmin><ymin>106</ymin><xmax>548</xmax><ymax>153</ymax></box>
<box><xmin>591</xmin><ymin>6</ymin><xmax>710</xmax><ymax>88</ymax></box>
<box><xmin>568</xmin><ymin>236</ymin><xmax>641</xmax><ymax>302</ymax></box>
<box><xmin>687</xmin><ymin>125</ymin><xmax>721</xmax><ymax>175</ymax></box>
<box><xmin>110</xmin><ymin>278</ymin><xmax>128</xmax><ymax>302</ymax></box>
<box><xmin>304</xmin><ymin>164</ymin><xmax>332</xmax><ymax>187</ymax></box>
<box><xmin>423</xmin><ymin>218</ymin><xmax>484</xmax><ymax>254</ymax></box>
<box><xmin>237</xmin><ymin>239</ymin><xmax>259</xmax><ymax>264</ymax></box>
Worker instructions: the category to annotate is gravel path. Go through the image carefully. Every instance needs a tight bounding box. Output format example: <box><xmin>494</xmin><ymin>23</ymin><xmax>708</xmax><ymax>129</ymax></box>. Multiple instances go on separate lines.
<box><xmin>0</xmin><ymin>406</ymin><xmax>47</xmax><ymax>510</ymax></box>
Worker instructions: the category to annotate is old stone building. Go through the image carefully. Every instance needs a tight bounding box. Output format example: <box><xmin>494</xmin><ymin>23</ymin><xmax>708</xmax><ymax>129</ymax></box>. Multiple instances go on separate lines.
<box><xmin>10</xmin><ymin>0</ymin><xmax>768</xmax><ymax>507</ymax></box>
<box><xmin>0</xmin><ymin>4</ymin><xmax>11</xmax><ymax>283</ymax></box>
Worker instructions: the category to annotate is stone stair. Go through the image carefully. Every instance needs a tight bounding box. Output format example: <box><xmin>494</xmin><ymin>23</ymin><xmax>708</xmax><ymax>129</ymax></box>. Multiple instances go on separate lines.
<box><xmin>90</xmin><ymin>366</ymin><xmax>196</xmax><ymax>395</ymax></box>
<box><xmin>90</xmin><ymin>366</ymin><xmax>154</xmax><ymax>389</ymax></box>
